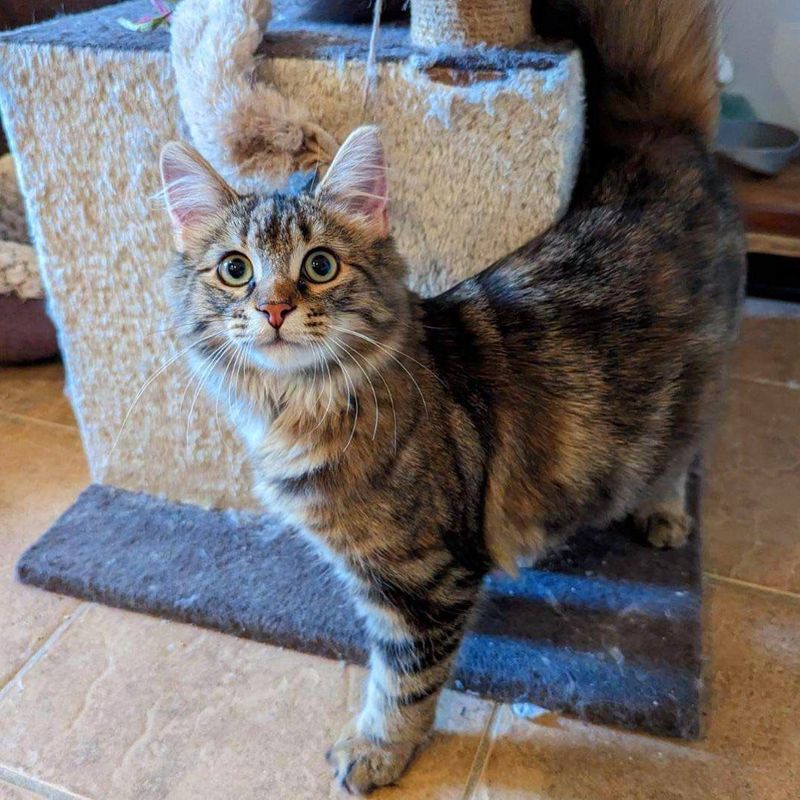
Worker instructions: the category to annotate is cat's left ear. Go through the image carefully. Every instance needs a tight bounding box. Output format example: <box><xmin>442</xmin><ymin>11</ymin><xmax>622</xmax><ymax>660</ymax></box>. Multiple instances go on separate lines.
<box><xmin>316</xmin><ymin>125</ymin><xmax>388</xmax><ymax>237</ymax></box>
<box><xmin>160</xmin><ymin>142</ymin><xmax>237</xmax><ymax>250</ymax></box>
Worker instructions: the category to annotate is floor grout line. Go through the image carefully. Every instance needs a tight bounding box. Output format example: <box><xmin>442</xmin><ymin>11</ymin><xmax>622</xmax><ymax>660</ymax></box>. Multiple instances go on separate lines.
<box><xmin>0</xmin><ymin>767</ymin><xmax>93</xmax><ymax>800</ymax></box>
<box><xmin>703</xmin><ymin>572</ymin><xmax>800</xmax><ymax>601</ymax></box>
<box><xmin>730</xmin><ymin>374</ymin><xmax>800</xmax><ymax>391</ymax></box>
<box><xmin>0</xmin><ymin>411</ymin><xmax>77</xmax><ymax>433</ymax></box>
<box><xmin>0</xmin><ymin>604</ymin><xmax>89</xmax><ymax>705</ymax></box>
<box><xmin>461</xmin><ymin>702</ymin><xmax>502</xmax><ymax>800</ymax></box>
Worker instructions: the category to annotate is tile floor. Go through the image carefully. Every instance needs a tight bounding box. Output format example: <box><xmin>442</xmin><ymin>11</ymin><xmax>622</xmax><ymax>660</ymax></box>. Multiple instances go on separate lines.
<box><xmin>0</xmin><ymin>302</ymin><xmax>798</xmax><ymax>799</ymax></box>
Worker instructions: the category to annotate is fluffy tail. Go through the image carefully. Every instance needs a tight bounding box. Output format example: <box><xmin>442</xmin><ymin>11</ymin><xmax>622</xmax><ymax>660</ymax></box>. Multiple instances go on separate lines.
<box><xmin>170</xmin><ymin>0</ymin><xmax>338</xmax><ymax>193</ymax></box>
<box><xmin>534</xmin><ymin>0</ymin><xmax>720</xmax><ymax>148</ymax></box>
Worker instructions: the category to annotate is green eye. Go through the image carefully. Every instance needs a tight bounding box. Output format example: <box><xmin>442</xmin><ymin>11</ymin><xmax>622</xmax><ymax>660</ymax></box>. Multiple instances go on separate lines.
<box><xmin>217</xmin><ymin>254</ymin><xmax>253</xmax><ymax>287</ymax></box>
<box><xmin>302</xmin><ymin>248</ymin><xmax>339</xmax><ymax>283</ymax></box>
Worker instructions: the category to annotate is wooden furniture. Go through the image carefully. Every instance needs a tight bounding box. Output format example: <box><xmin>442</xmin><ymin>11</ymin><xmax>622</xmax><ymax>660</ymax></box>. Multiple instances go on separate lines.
<box><xmin>725</xmin><ymin>160</ymin><xmax>800</xmax><ymax>258</ymax></box>
<box><xmin>0</xmin><ymin>0</ymin><xmax>109</xmax><ymax>29</ymax></box>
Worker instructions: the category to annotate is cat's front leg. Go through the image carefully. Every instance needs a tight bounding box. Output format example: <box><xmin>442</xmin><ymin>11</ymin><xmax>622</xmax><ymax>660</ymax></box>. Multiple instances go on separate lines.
<box><xmin>328</xmin><ymin>590</ymin><xmax>480</xmax><ymax>794</ymax></box>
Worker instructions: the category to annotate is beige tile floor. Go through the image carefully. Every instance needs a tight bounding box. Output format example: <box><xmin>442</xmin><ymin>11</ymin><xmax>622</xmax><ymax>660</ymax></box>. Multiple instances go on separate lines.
<box><xmin>0</xmin><ymin>302</ymin><xmax>798</xmax><ymax>799</ymax></box>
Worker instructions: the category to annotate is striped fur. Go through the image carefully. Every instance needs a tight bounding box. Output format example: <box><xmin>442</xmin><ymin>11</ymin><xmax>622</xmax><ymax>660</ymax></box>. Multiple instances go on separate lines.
<box><xmin>160</xmin><ymin>0</ymin><xmax>745</xmax><ymax>793</ymax></box>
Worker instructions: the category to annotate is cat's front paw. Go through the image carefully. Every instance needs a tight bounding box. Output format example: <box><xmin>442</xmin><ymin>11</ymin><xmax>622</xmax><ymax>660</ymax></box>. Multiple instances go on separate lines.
<box><xmin>327</xmin><ymin>731</ymin><xmax>416</xmax><ymax>795</ymax></box>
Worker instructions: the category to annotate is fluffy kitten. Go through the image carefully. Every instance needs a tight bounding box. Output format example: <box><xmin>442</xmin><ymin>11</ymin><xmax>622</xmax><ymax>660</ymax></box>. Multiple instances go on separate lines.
<box><xmin>159</xmin><ymin>0</ymin><xmax>744</xmax><ymax>793</ymax></box>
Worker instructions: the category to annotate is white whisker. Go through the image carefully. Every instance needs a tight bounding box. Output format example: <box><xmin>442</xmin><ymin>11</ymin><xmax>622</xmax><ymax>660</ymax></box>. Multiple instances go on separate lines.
<box><xmin>228</xmin><ymin>338</ymin><xmax>249</xmax><ymax>413</ymax></box>
<box><xmin>331</xmin><ymin>337</ymin><xmax>380</xmax><ymax>441</ymax></box>
<box><xmin>106</xmin><ymin>331</ymin><xmax>218</xmax><ymax>461</ymax></box>
<box><xmin>322</xmin><ymin>340</ymin><xmax>359</xmax><ymax>453</ymax></box>
<box><xmin>363</xmin><ymin>351</ymin><xmax>398</xmax><ymax>454</ymax></box>
<box><xmin>179</xmin><ymin>339</ymin><xmax>228</xmax><ymax>414</ymax></box>
<box><xmin>185</xmin><ymin>340</ymin><xmax>234</xmax><ymax>451</ymax></box>
<box><xmin>330</xmin><ymin>325</ymin><xmax>430</xmax><ymax>417</ymax></box>
<box><xmin>214</xmin><ymin>341</ymin><xmax>247</xmax><ymax>448</ymax></box>
<box><xmin>310</xmin><ymin>343</ymin><xmax>336</xmax><ymax>434</ymax></box>
<box><xmin>339</xmin><ymin>324</ymin><xmax>444</xmax><ymax>386</ymax></box>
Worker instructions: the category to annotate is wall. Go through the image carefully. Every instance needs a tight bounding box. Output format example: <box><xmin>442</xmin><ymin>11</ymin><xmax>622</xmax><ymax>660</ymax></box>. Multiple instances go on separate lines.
<box><xmin>722</xmin><ymin>0</ymin><xmax>800</xmax><ymax>130</ymax></box>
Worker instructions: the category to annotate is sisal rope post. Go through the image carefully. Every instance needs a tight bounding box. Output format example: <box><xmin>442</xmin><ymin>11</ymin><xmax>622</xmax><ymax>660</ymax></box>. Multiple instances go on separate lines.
<box><xmin>410</xmin><ymin>0</ymin><xmax>533</xmax><ymax>47</ymax></box>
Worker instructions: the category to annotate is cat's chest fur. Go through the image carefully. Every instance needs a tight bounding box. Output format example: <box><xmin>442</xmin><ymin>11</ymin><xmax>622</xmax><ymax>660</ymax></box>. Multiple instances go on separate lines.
<box><xmin>234</xmin><ymin>369</ymin><xmax>366</xmax><ymax>541</ymax></box>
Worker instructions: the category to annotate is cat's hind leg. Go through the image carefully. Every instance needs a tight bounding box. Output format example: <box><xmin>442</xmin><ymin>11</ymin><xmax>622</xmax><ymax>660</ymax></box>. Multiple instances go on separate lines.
<box><xmin>633</xmin><ymin>469</ymin><xmax>692</xmax><ymax>549</ymax></box>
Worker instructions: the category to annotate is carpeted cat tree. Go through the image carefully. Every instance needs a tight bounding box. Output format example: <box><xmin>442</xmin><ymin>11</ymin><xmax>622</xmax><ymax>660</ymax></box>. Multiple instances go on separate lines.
<box><xmin>0</xmin><ymin>0</ymin><xmax>583</xmax><ymax>510</ymax></box>
<box><xmin>0</xmin><ymin>0</ymin><xmax>703</xmax><ymax>738</ymax></box>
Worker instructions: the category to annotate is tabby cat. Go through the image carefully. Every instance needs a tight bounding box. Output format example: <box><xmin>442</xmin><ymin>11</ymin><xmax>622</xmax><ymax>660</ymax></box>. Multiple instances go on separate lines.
<box><xmin>159</xmin><ymin>0</ymin><xmax>744</xmax><ymax>793</ymax></box>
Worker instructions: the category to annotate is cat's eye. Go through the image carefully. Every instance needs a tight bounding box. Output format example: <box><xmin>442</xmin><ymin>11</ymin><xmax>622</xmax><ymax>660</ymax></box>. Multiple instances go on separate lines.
<box><xmin>217</xmin><ymin>254</ymin><xmax>253</xmax><ymax>287</ymax></box>
<box><xmin>302</xmin><ymin>249</ymin><xmax>339</xmax><ymax>284</ymax></box>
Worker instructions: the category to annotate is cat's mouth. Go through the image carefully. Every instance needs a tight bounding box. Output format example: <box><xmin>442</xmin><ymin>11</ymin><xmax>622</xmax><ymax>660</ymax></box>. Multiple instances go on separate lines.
<box><xmin>259</xmin><ymin>333</ymin><xmax>297</xmax><ymax>349</ymax></box>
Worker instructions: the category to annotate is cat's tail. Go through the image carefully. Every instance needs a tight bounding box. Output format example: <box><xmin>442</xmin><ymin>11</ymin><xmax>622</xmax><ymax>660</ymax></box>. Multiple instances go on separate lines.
<box><xmin>534</xmin><ymin>0</ymin><xmax>720</xmax><ymax>148</ymax></box>
<box><xmin>170</xmin><ymin>0</ymin><xmax>338</xmax><ymax>193</ymax></box>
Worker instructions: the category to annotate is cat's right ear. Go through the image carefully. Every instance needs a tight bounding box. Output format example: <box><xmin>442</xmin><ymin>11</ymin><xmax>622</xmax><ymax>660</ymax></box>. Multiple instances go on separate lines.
<box><xmin>159</xmin><ymin>142</ymin><xmax>237</xmax><ymax>250</ymax></box>
<box><xmin>315</xmin><ymin>125</ymin><xmax>388</xmax><ymax>237</ymax></box>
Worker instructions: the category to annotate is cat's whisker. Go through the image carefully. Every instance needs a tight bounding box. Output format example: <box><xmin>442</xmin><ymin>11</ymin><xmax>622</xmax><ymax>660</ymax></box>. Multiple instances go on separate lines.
<box><xmin>237</xmin><ymin>340</ymin><xmax>257</xmax><ymax>413</ymax></box>
<box><xmin>227</xmin><ymin>338</ymin><xmax>249</xmax><ymax>414</ymax></box>
<box><xmin>310</xmin><ymin>344</ymin><xmax>336</xmax><ymax>434</ymax></box>
<box><xmin>148</xmin><ymin>320</ymin><xmax>205</xmax><ymax>336</ymax></box>
<box><xmin>333</xmin><ymin>339</ymin><xmax>397</xmax><ymax>453</ymax></box>
<box><xmin>366</xmin><ymin>356</ymin><xmax>398</xmax><ymax>455</ymax></box>
<box><xmin>323</xmin><ymin>352</ymin><xmax>335</xmax><ymax>428</ymax></box>
<box><xmin>310</xmin><ymin>341</ymin><xmax>319</xmax><ymax>394</ymax></box>
<box><xmin>333</xmin><ymin>323</ymin><xmax>444</xmax><ymax>387</ymax></box>
<box><xmin>226</xmin><ymin>344</ymin><xmax>242</xmax><ymax>414</ymax></box>
<box><xmin>213</xmin><ymin>342</ymin><xmax>244</xmax><ymax>447</ymax></box>
<box><xmin>322</xmin><ymin>340</ymin><xmax>359</xmax><ymax>453</ymax></box>
<box><xmin>180</xmin><ymin>345</ymin><xmax>220</xmax><ymax>444</ymax></box>
<box><xmin>330</xmin><ymin>325</ymin><xmax>430</xmax><ymax>418</ymax></box>
<box><xmin>106</xmin><ymin>331</ymin><xmax>219</xmax><ymax>462</ymax></box>
<box><xmin>185</xmin><ymin>340</ymin><xmax>235</xmax><ymax>451</ymax></box>
<box><xmin>179</xmin><ymin>338</ymin><xmax>229</xmax><ymax>415</ymax></box>
<box><xmin>307</xmin><ymin>341</ymin><xmax>325</xmax><ymax>419</ymax></box>
<box><xmin>331</xmin><ymin>337</ymin><xmax>380</xmax><ymax>441</ymax></box>
<box><xmin>324</xmin><ymin>341</ymin><xmax>358</xmax><ymax>445</ymax></box>
<box><xmin>221</xmin><ymin>337</ymin><xmax>255</xmax><ymax>439</ymax></box>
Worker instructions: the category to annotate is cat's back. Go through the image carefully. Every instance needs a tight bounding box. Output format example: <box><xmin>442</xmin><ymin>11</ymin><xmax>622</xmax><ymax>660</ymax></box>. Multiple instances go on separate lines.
<box><xmin>473</xmin><ymin>134</ymin><xmax>744</xmax><ymax>348</ymax></box>
<box><xmin>422</xmin><ymin>133</ymin><xmax>745</xmax><ymax>558</ymax></box>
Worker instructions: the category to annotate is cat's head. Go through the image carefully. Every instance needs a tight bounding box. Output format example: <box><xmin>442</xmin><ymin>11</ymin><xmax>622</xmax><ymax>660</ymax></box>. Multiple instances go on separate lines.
<box><xmin>159</xmin><ymin>126</ymin><xmax>407</xmax><ymax>375</ymax></box>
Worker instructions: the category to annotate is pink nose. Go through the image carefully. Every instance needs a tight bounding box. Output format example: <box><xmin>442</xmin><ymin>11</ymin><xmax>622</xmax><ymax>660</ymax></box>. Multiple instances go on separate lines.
<box><xmin>258</xmin><ymin>302</ymin><xmax>295</xmax><ymax>329</ymax></box>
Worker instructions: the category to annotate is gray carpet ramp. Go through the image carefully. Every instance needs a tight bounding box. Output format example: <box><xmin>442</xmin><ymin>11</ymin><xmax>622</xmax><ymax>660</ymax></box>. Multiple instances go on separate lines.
<box><xmin>17</xmin><ymin>483</ymin><xmax>702</xmax><ymax>738</ymax></box>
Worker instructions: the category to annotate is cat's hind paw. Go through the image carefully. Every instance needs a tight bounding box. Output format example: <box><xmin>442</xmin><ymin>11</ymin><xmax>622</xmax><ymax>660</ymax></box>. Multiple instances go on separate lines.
<box><xmin>638</xmin><ymin>509</ymin><xmax>692</xmax><ymax>549</ymax></box>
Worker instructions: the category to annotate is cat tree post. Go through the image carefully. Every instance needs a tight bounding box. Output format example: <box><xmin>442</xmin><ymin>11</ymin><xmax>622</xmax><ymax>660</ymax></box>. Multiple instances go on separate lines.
<box><xmin>411</xmin><ymin>0</ymin><xmax>533</xmax><ymax>47</ymax></box>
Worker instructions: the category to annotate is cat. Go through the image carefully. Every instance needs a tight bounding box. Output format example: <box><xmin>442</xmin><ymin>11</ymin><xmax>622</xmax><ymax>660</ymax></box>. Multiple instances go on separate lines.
<box><xmin>158</xmin><ymin>0</ymin><xmax>745</xmax><ymax>793</ymax></box>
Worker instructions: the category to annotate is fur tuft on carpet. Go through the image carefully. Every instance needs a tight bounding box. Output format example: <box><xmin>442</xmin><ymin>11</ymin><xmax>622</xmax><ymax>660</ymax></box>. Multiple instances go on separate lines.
<box><xmin>17</xmin><ymin>482</ymin><xmax>703</xmax><ymax>738</ymax></box>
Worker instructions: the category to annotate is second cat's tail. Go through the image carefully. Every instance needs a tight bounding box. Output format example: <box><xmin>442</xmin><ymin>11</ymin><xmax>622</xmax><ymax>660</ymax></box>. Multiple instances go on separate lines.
<box><xmin>534</xmin><ymin>0</ymin><xmax>720</xmax><ymax>149</ymax></box>
<box><xmin>170</xmin><ymin>0</ymin><xmax>338</xmax><ymax>193</ymax></box>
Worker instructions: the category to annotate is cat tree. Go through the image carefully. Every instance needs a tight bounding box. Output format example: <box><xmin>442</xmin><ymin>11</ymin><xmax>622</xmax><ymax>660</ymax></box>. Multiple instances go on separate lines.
<box><xmin>0</xmin><ymin>0</ymin><xmax>584</xmax><ymax>508</ymax></box>
<box><xmin>411</xmin><ymin>0</ymin><xmax>533</xmax><ymax>46</ymax></box>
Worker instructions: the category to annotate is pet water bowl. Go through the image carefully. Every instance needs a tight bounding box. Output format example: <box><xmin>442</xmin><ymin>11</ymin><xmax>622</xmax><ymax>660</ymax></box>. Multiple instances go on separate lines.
<box><xmin>716</xmin><ymin>119</ymin><xmax>800</xmax><ymax>176</ymax></box>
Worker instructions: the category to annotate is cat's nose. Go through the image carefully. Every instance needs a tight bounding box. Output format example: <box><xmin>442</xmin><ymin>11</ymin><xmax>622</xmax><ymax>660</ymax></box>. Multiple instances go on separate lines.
<box><xmin>258</xmin><ymin>301</ymin><xmax>296</xmax><ymax>329</ymax></box>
